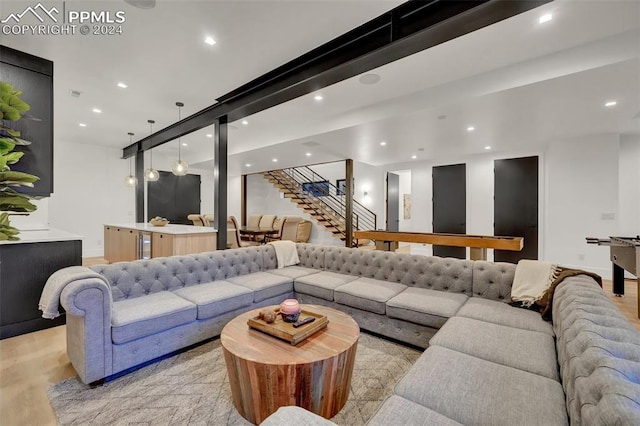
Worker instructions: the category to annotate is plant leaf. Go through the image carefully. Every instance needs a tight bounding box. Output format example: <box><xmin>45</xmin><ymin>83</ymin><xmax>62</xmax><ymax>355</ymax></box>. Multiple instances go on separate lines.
<box><xmin>0</xmin><ymin>170</ymin><xmax>39</xmax><ymax>185</ymax></box>
<box><xmin>0</xmin><ymin>193</ymin><xmax>37</xmax><ymax>212</ymax></box>
<box><xmin>3</xmin><ymin>151</ymin><xmax>23</xmax><ymax>165</ymax></box>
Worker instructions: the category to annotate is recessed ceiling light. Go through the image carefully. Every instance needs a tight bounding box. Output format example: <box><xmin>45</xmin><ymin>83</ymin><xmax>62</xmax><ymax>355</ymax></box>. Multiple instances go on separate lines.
<box><xmin>359</xmin><ymin>73</ymin><xmax>381</xmax><ymax>85</ymax></box>
<box><xmin>467</xmin><ymin>126</ymin><xmax>475</xmax><ymax>132</ymax></box>
<box><xmin>305</xmin><ymin>152</ymin><xmax>311</xmax><ymax>157</ymax></box>
<box><xmin>538</xmin><ymin>13</ymin><xmax>552</xmax><ymax>24</ymax></box>
<box><xmin>380</xmin><ymin>141</ymin><xmax>387</xmax><ymax>146</ymax></box>
<box><xmin>242</xmin><ymin>120</ymin><xmax>249</xmax><ymax>125</ymax></box>
<box><xmin>206</xmin><ymin>133</ymin><xmax>213</xmax><ymax>138</ymax></box>
<box><xmin>245</xmin><ymin>163</ymin><xmax>251</xmax><ymax>167</ymax></box>
<box><xmin>314</xmin><ymin>95</ymin><xmax>323</xmax><ymax>101</ymax></box>
<box><xmin>117</xmin><ymin>82</ymin><xmax>128</xmax><ymax>89</ymax></box>
<box><xmin>92</xmin><ymin>108</ymin><xmax>102</xmax><ymax>113</ymax></box>
<box><xmin>79</xmin><ymin>123</ymin><xmax>87</xmax><ymax>127</ymax></box>
<box><xmin>484</xmin><ymin>146</ymin><xmax>491</xmax><ymax>150</ymax></box>
<box><xmin>181</xmin><ymin>142</ymin><xmax>188</xmax><ymax>146</ymax></box>
<box><xmin>272</xmin><ymin>158</ymin><xmax>278</xmax><ymax>162</ymax></box>
<box><xmin>204</xmin><ymin>36</ymin><xmax>216</xmax><ymax>46</ymax></box>
<box><xmin>605</xmin><ymin>100</ymin><xmax>617</xmax><ymax>107</ymax></box>
<box><xmin>411</xmin><ymin>155</ymin><xmax>417</xmax><ymax>159</ymax></box>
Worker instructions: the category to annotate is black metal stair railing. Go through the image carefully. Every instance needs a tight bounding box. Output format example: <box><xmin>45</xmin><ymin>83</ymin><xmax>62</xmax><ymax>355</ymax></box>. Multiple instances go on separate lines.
<box><xmin>264</xmin><ymin>166</ymin><xmax>377</xmax><ymax>243</ymax></box>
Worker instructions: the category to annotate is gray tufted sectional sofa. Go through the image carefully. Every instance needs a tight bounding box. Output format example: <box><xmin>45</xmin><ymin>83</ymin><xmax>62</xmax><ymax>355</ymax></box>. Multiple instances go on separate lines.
<box><xmin>53</xmin><ymin>243</ymin><xmax>640</xmax><ymax>425</ymax></box>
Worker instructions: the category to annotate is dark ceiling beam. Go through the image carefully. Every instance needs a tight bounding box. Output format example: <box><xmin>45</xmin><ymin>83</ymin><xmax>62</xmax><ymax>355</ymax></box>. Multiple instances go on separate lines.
<box><xmin>122</xmin><ymin>0</ymin><xmax>551</xmax><ymax>159</ymax></box>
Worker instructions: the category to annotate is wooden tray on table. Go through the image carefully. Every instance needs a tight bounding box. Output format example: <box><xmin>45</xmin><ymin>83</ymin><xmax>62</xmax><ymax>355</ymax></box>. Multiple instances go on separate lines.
<box><xmin>247</xmin><ymin>308</ymin><xmax>329</xmax><ymax>345</ymax></box>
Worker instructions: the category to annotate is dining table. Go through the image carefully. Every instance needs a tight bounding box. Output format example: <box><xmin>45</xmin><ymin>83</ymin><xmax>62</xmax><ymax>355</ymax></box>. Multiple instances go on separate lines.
<box><xmin>238</xmin><ymin>226</ymin><xmax>278</xmax><ymax>244</ymax></box>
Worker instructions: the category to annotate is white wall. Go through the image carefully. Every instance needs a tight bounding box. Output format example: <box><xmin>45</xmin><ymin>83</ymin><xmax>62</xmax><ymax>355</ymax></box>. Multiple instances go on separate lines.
<box><xmin>48</xmin><ymin>140</ymin><xmax>133</xmax><ymax>257</ymax></box>
<box><xmin>544</xmin><ymin>134</ymin><xmax>621</xmax><ymax>277</ymax></box>
<box><xmin>619</xmin><ymin>135</ymin><xmax>640</xmax><ymax>236</ymax></box>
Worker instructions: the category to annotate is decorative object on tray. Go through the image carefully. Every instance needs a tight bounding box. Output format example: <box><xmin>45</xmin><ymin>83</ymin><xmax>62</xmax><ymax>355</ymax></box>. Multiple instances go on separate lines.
<box><xmin>258</xmin><ymin>308</ymin><xmax>276</xmax><ymax>324</ymax></box>
<box><xmin>279</xmin><ymin>298</ymin><xmax>301</xmax><ymax>322</ymax></box>
<box><xmin>149</xmin><ymin>216</ymin><xmax>169</xmax><ymax>226</ymax></box>
<box><xmin>247</xmin><ymin>306</ymin><xmax>329</xmax><ymax>345</ymax></box>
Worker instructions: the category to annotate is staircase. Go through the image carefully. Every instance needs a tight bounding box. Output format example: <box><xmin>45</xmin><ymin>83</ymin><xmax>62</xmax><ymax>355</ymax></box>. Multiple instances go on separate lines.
<box><xmin>263</xmin><ymin>166</ymin><xmax>376</xmax><ymax>246</ymax></box>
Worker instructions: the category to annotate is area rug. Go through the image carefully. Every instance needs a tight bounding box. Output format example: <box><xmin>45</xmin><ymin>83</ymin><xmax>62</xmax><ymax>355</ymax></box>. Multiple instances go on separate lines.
<box><xmin>48</xmin><ymin>333</ymin><xmax>421</xmax><ymax>425</ymax></box>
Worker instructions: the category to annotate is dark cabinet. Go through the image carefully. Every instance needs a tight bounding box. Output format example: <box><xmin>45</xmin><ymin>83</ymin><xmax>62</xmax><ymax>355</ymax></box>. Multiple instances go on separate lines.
<box><xmin>0</xmin><ymin>45</ymin><xmax>54</xmax><ymax>197</ymax></box>
<box><xmin>0</xmin><ymin>239</ymin><xmax>82</xmax><ymax>339</ymax></box>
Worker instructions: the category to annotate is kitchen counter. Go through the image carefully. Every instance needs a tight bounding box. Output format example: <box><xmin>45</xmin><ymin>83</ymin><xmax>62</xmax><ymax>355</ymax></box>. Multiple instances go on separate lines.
<box><xmin>104</xmin><ymin>223</ymin><xmax>217</xmax><ymax>263</ymax></box>
<box><xmin>0</xmin><ymin>227</ymin><xmax>83</xmax><ymax>245</ymax></box>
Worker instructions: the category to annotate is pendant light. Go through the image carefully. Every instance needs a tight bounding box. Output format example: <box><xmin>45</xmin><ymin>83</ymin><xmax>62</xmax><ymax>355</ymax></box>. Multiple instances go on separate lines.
<box><xmin>144</xmin><ymin>119</ymin><xmax>160</xmax><ymax>181</ymax></box>
<box><xmin>124</xmin><ymin>132</ymin><xmax>138</xmax><ymax>186</ymax></box>
<box><xmin>171</xmin><ymin>101</ymin><xmax>189</xmax><ymax>176</ymax></box>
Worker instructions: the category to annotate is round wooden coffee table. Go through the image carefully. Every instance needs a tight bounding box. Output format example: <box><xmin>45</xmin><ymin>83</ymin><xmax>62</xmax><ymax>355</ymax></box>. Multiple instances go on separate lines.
<box><xmin>220</xmin><ymin>304</ymin><xmax>359</xmax><ymax>424</ymax></box>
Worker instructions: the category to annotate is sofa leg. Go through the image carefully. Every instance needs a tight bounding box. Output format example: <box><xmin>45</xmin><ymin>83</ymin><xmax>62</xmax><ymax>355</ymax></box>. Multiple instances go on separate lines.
<box><xmin>89</xmin><ymin>379</ymin><xmax>105</xmax><ymax>388</ymax></box>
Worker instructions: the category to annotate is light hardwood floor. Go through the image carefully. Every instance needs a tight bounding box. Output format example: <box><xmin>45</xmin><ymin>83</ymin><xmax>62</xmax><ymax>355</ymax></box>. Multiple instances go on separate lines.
<box><xmin>0</xmin><ymin>259</ymin><xmax>637</xmax><ymax>425</ymax></box>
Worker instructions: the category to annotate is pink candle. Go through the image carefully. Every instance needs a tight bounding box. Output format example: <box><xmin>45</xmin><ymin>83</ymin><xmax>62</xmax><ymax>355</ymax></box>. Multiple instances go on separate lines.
<box><xmin>280</xmin><ymin>299</ymin><xmax>300</xmax><ymax>314</ymax></box>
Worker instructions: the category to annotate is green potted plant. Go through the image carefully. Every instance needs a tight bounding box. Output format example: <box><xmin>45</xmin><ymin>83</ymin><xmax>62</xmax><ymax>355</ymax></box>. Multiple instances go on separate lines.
<box><xmin>0</xmin><ymin>81</ymin><xmax>40</xmax><ymax>241</ymax></box>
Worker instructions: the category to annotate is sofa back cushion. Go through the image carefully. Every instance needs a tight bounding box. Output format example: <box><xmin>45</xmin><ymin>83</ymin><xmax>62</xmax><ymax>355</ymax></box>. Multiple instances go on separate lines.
<box><xmin>553</xmin><ymin>276</ymin><xmax>640</xmax><ymax>425</ymax></box>
<box><xmin>92</xmin><ymin>246</ymin><xmax>268</xmax><ymax>302</ymax></box>
<box><xmin>296</xmin><ymin>243</ymin><xmax>327</xmax><ymax>270</ymax></box>
<box><xmin>471</xmin><ymin>261</ymin><xmax>515</xmax><ymax>301</ymax></box>
<box><xmin>323</xmin><ymin>246</ymin><xmax>473</xmax><ymax>295</ymax></box>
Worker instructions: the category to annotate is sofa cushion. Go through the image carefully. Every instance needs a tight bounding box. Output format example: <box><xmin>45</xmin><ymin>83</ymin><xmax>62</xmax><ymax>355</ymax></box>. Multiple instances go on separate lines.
<box><xmin>456</xmin><ymin>297</ymin><xmax>553</xmax><ymax>335</ymax></box>
<box><xmin>368</xmin><ymin>395</ymin><xmax>462</xmax><ymax>426</ymax></box>
<box><xmin>227</xmin><ymin>272</ymin><xmax>292</xmax><ymax>302</ymax></box>
<box><xmin>294</xmin><ymin>271</ymin><xmax>358</xmax><ymax>301</ymax></box>
<box><xmin>173</xmin><ymin>281</ymin><xmax>253</xmax><ymax>320</ymax></box>
<box><xmin>334</xmin><ymin>278</ymin><xmax>407</xmax><ymax>315</ymax></box>
<box><xmin>395</xmin><ymin>346</ymin><xmax>568</xmax><ymax>426</ymax></box>
<box><xmin>430</xmin><ymin>317</ymin><xmax>559</xmax><ymax>381</ymax></box>
<box><xmin>268</xmin><ymin>266</ymin><xmax>320</xmax><ymax>280</ymax></box>
<box><xmin>386</xmin><ymin>287</ymin><xmax>468</xmax><ymax>328</ymax></box>
<box><xmin>111</xmin><ymin>291</ymin><xmax>197</xmax><ymax>344</ymax></box>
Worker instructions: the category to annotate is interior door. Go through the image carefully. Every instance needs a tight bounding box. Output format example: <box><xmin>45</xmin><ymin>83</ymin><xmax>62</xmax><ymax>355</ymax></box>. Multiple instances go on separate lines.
<box><xmin>494</xmin><ymin>156</ymin><xmax>539</xmax><ymax>263</ymax></box>
<box><xmin>386</xmin><ymin>172</ymin><xmax>400</xmax><ymax>232</ymax></box>
<box><xmin>432</xmin><ymin>164</ymin><xmax>466</xmax><ymax>258</ymax></box>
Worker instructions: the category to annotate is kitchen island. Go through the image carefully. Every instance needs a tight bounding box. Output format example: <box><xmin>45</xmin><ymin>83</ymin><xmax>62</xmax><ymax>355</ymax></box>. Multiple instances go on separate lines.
<box><xmin>104</xmin><ymin>223</ymin><xmax>217</xmax><ymax>263</ymax></box>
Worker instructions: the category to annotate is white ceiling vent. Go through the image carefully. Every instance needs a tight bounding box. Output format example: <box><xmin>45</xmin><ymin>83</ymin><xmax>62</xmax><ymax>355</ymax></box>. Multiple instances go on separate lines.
<box><xmin>69</xmin><ymin>90</ymin><xmax>81</xmax><ymax>98</ymax></box>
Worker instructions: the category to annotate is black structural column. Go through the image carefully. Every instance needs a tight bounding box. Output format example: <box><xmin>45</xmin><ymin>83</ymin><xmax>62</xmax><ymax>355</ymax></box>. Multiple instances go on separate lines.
<box><xmin>241</xmin><ymin>174</ymin><xmax>247</xmax><ymax>226</ymax></box>
<box><xmin>135</xmin><ymin>149</ymin><xmax>144</xmax><ymax>223</ymax></box>
<box><xmin>345</xmin><ymin>159</ymin><xmax>354</xmax><ymax>247</ymax></box>
<box><xmin>214</xmin><ymin>117</ymin><xmax>228</xmax><ymax>250</ymax></box>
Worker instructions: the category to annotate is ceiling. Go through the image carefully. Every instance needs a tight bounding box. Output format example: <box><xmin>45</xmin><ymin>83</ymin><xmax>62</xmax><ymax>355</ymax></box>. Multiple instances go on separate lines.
<box><xmin>2</xmin><ymin>0</ymin><xmax>639</xmax><ymax>176</ymax></box>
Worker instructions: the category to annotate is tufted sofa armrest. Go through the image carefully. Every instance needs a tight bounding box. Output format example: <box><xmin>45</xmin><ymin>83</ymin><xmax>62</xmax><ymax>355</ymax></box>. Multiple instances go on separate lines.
<box><xmin>60</xmin><ymin>278</ymin><xmax>114</xmax><ymax>384</ymax></box>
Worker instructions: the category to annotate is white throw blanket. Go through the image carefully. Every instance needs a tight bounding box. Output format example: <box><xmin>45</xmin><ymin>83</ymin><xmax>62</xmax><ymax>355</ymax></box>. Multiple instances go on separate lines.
<box><xmin>38</xmin><ymin>266</ymin><xmax>107</xmax><ymax>319</ymax></box>
<box><xmin>511</xmin><ymin>259</ymin><xmax>559</xmax><ymax>306</ymax></box>
<box><xmin>268</xmin><ymin>240</ymin><xmax>299</xmax><ymax>269</ymax></box>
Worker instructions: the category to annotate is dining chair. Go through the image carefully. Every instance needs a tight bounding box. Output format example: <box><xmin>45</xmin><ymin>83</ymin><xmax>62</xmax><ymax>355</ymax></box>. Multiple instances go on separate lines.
<box><xmin>258</xmin><ymin>214</ymin><xmax>277</xmax><ymax>230</ymax></box>
<box><xmin>228</xmin><ymin>216</ymin><xmax>258</xmax><ymax>248</ymax></box>
<box><xmin>247</xmin><ymin>214</ymin><xmax>262</xmax><ymax>228</ymax></box>
<box><xmin>280</xmin><ymin>216</ymin><xmax>304</xmax><ymax>242</ymax></box>
<box><xmin>202</xmin><ymin>214</ymin><xmax>214</xmax><ymax>226</ymax></box>
<box><xmin>187</xmin><ymin>214</ymin><xmax>205</xmax><ymax>226</ymax></box>
<box><xmin>265</xmin><ymin>217</ymin><xmax>285</xmax><ymax>242</ymax></box>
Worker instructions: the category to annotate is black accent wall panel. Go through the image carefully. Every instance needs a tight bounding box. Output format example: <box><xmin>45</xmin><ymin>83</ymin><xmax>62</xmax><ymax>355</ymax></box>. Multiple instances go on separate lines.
<box><xmin>494</xmin><ymin>156</ymin><xmax>539</xmax><ymax>263</ymax></box>
<box><xmin>148</xmin><ymin>171</ymin><xmax>201</xmax><ymax>224</ymax></box>
<box><xmin>0</xmin><ymin>240</ymin><xmax>81</xmax><ymax>339</ymax></box>
<box><xmin>0</xmin><ymin>45</ymin><xmax>54</xmax><ymax>196</ymax></box>
<box><xmin>433</xmin><ymin>164</ymin><xmax>466</xmax><ymax>258</ymax></box>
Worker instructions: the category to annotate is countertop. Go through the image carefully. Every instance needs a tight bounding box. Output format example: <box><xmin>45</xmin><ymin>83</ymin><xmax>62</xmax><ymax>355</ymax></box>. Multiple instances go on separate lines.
<box><xmin>0</xmin><ymin>228</ymin><xmax>83</xmax><ymax>245</ymax></box>
<box><xmin>105</xmin><ymin>223</ymin><xmax>218</xmax><ymax>235</ymax></box>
